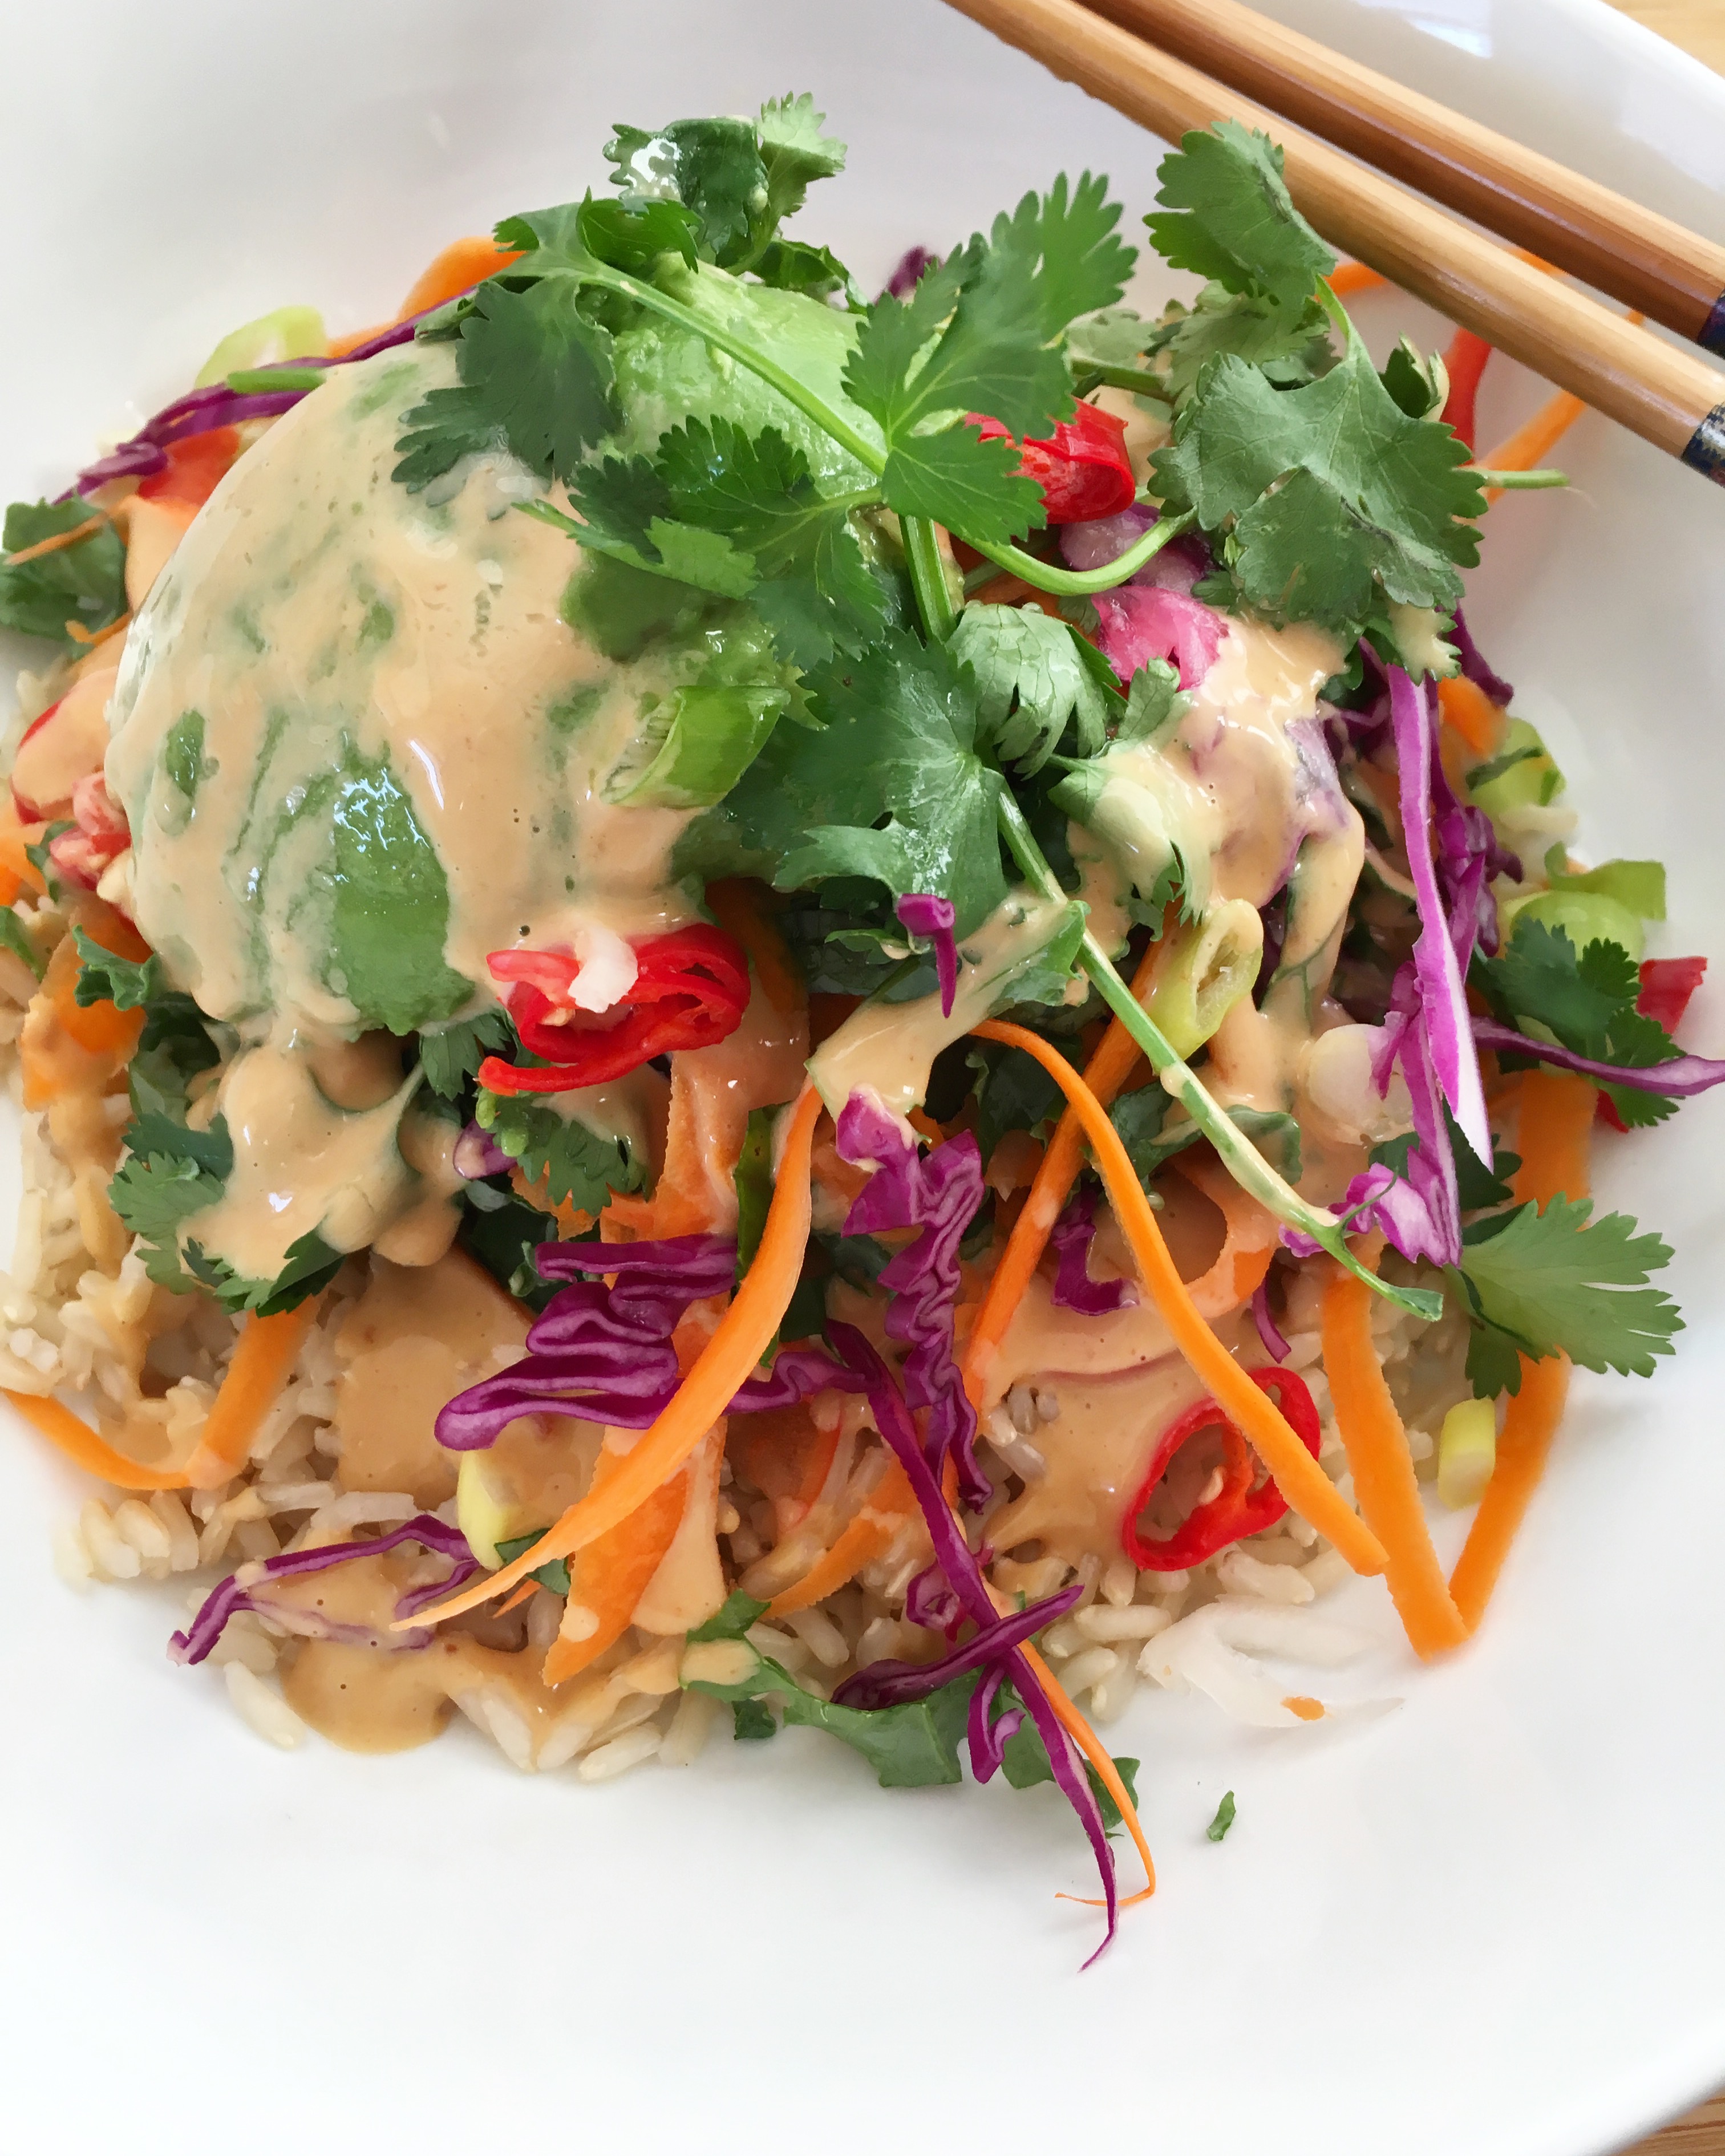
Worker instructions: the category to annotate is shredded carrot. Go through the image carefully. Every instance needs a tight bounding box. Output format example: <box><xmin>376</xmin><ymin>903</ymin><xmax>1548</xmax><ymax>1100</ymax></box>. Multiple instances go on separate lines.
<box><xmin>1177</xmin><ymin>1154</ymin><xmax>1278</xmax><ymax>1319</ymax></box>
<box><xmin>399</xmin><ymin>1087</ymin><xmax>823</xmax><ymax>1628</ymax></box>
<box><xmin>1511</xmin><ymin>1069</ymin><xmax>1596</xmax><ymax>1207</ymax></box>
<box><xmin>764</xmin><ymin>1457</ymin><xmax>915</xmax><ymax>1618</ymax></box>
<box><xmin>1319</xmin><ymin>1242</ymin><xmax>1467</xmax><ymax>1659</ymax></box>
<box><xmin>736</xmin><ymin>1403</ymin><xmax>840</xmax><ymax>1535</ymax></box>
<box><xmin>973</xmin><ymin>1020</ymin><xmax>1387</xmax><ymax>1576</ymax></box>
<box><xmin>1327</xmin><ymin>262</ymin><xmax>1388</xmax><ymax>298</ymax></box>
<box><xmin>704</xmin><ymin>878</ymin><xmax>803</xmax><ymax>1019</ymax></box>
<box><xmin>3</xmin><ymin>514</ymin><xmax>107</xmax><ymax>568</ymax></box>
<box><xmin>1436</xmin><ymin>672</ymin><xmax>1505</xmax><ymax>757</ymax></box>
<box><xmin>1448</xmin><ymin>1353</ymin><xmax>1570</xmax><ymax>1628</ymax></box>
<box><xmin>1030</xmin><ymin>1643</ymin><xmax>1157</xmax><ymax>1908</ymax></box>
<box><xmin>184</xmin><ymin>1301</ymin><xmax>323</xmax><ymax>1490</ymax></box>
<box><xmin>541</xmin><ymin>1445</ymin><xmax>691</xmax><ymax>1683</ymax></box>
<box><xmin>398</xmin><ymin>236</ymin><xmax>523</xmax><ymax>318</ymax></box>
<box><xmin>1282</xmin><ymin>1695</ymin><xmax>1325</xmax><ymax>1721</ymax></box>
<box><xmin>491</xmin><ymin>1579</ymin><xmax>540</xmax><ymax>1621</ymax></box>
<box><xmin>962</xmin><ymin>937</ymin><xmax>1164</xmax><ymax>1408</ymax></box>
<box><xmin>63</xmin><ymin>611</ymin><xmax>129</xmax><ymax>652</ymax></box>
<box><xmin>3</xmin><ymin>1389</ymin><xmax>192</xmax><ymax>1490</ymax></box>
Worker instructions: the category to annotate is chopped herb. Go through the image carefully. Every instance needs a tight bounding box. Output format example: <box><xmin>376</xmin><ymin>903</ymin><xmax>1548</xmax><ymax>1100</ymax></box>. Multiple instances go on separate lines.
<box><xmin>1206</xmin><ymin>1790</ymin><xmax>1237</xmax><ymax>1841</ymax></box>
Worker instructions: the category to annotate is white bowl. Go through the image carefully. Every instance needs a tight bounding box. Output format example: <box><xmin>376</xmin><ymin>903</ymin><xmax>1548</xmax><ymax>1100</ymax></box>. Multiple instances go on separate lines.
<box><xmin>2</xmin><ymin>5</ymin><xmax>1723</xmax><ymax>2153</ymax></box>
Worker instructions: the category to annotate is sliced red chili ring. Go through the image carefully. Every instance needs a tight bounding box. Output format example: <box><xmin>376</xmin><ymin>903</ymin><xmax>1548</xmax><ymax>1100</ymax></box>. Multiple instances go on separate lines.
<box><xmin>1121</xmin><ymin>1365</ymin><xmax>1323</xmax><ymax>1573</ymax></box>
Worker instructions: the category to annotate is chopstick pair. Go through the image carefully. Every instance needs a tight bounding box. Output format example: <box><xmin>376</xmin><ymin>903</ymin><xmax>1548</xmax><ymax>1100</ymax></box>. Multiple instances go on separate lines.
<box><xmin>944</xmin><ymin>0</ymin><xmax>1725</xmax><ymax>488</ymax></box>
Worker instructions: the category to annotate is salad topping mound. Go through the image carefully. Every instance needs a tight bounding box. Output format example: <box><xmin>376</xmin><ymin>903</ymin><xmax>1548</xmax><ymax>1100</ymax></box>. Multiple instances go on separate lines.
<box><xmin>2</xmin><ymin>95</ymin><xmax>1720</xmax><ymax>1959</ymax></box>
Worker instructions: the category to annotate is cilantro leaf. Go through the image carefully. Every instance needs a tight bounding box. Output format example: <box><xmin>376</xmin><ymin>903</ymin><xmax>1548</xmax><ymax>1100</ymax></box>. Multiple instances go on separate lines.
<box><xmin>607</xmin><ymin>115</ymin><xmax>766</xmax><ymax>264</ymax></box>
<box><xmin>1206</xmin><ymin>1790</ymin><xmax>1237</xmax><ymax>1842</ymax></box>
<box><xmin>419</xmin><ymin>1010</ymin><xmax>512</xmax><ymax>1100</ymax></box>
<box><xmin>994</xmin><ymin>1685</ymin><xmax>1140</xmax><ymax>1832</ymax></box>
<box><xmin>966</xmin><ymin>1042</ymin><xmax>1066</xmax><ymax>1157</ymax></box>
<box><xmin>71</xmin><ymin>927</ymin><xmax>166</xmax><ymax>1012</ymax></box>
<box><xmin>733</xmin><ymin>1108</ymin><xmax>774</xmax><ymax>1282</ymax></box>
<box><xmin>1152</xmin><ymin>321</ymin><xmax>1485</xmax><ymax>635</ymax></box>
<box><xmin>1111</xmin><ymin>1085</ymin><xmax>1302</xmax><ymax>1186</ymax></box>
<box><xmin>322</xmin><ymin>751</ymin><xmax>473</xmax><ymax>1035</ymax></box>
<box><xmin>1153</xmin><ymin>287</ymin><xmax>1335</xmax><ymax>404</ymax></box>
<box><xmin>845</xmin><ymin>176</ymin><xmax>1132</xmax><ymax>544</ymax></box>
<box><xmin>185</xmin><ymin>1228</ymin><xmax>345</xmax><ymax>1318</ymax></box>
<box><xmin>573</xmin><ymin>194</ymin><xmax>700</xmax><ymax>277</ymax></box>
<box><xmin>493</xmin><ymin>1529</ymin><xmax>572</xmax><ymax>1597</ymax></box>
<box><xmin>0</xmin><ymin>500</ymin><xmax>127</xmax><ymax>647</ymax></box>
<box><xmin>0</xmin><ymin>907</ymin><xmax>43</xmax><ymax>983</ymax></box>
<box><xmin>1147</xmin><ymin>124</ymin><xmax>1335</xmax><ymax>312</ymax></box>
<box><xmin>1451</xmin><ymin>1195</ymin><xmax>1681</xmax><ymax>1391</ymax></box>
<box><xmin>756</xmin><ymin>94</ymin><xmax>847</xmax><ymax>230</ymax></box>
<box><xmin>951</xmin><ymin>602</ymin><xmax>1111</xmax><ymax>773</ymax></box>
<box><xmin>689</xmin><ymin>1589</ymin><xmax>770</xmax><ymax>1642</ymax></box>
<box><xmin>394</xmin><ymin>281</ymin><xmax>619</xmax><ymax>491</ymax></box>
<box><xmin>110</xmin><ymin>1112</ymin><xmax>233</xmax><ymax>1290</ymax></box>
<box><xmin>676</xmin><ymin>627</ymin><xmax>1007</xmax><ymax>935</ymax></box>
<box><xmin>1473</xmin><ymin>918</ymin><xmax>1687</xmax><ymax>1130</ymax></box>
<box><xmin>474</xmin><ymin>1089</ymin><xmax>646</xmax><ymax>1213</ymax></box>
<box><xmin>456</xmin><ymin>1192</ymin><xmax>566</xmax><ymax>1314</ymax></box>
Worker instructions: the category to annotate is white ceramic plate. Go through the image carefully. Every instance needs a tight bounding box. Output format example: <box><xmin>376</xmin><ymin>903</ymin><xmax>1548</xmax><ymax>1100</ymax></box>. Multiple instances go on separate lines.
<box><xmin>3</xmin><ymin>5</ymin><xmax>1723</xmax><ymax>2151</ymax></box>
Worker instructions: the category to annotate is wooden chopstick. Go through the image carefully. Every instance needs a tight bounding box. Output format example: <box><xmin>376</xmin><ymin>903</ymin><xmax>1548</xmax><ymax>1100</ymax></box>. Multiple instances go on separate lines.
<box><xmin>944</xmin><ymin>0</ymin><xmax>1725</xmax><ymax>487</ymax></box>
<box><xmin>1082</xmin><ymin>0</ymin><xmax>1725</xmax><ymax>354</ymax></box>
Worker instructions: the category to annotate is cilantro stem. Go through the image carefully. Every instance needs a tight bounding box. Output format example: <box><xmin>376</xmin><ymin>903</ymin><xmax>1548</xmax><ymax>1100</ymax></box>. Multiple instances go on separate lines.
<box><xmin>965</xmin><ymin>510</ymin><xmax>1198</xmax><ymax>598</ymax></box>
<box><xmin>1072</xmin><ymin>363</ymin><xmax>1173</xmax><ymax>406</ymax></box>
<box><xmin>1471</xmin><ymin>468</ymin><xmax>1569</xmax><ymax>491</ymax></box>
<box><xmin>901</xmin><ymin>516</ymin><xmax>958</xmax><ymax>640</ymax></box>
<box><xmin>993</xmin><ymin>789</ymin><xmax>1443</xmax><ymax>1322</ymax></box>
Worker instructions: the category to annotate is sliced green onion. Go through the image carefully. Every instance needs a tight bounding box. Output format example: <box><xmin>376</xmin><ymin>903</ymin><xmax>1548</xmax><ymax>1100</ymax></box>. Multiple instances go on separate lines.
<box><xmin>1438</xmin><ymin>1397</ymin><xmax>1497</xmax><ymax>1509</ymax></box>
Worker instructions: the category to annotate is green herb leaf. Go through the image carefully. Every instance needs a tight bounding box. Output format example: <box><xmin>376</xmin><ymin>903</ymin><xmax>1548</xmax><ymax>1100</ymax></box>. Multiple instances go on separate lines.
<box><xmin>419</xmin><ymin>1011</ymin><xmax>513</xmax><ymax>1100</ymax></box>
<box><xmin>688</xmin><ymin>1589</ymin><xmax>771</xmax><ymax>1643</ymax></box>
<box><xmin>1451</xmin><ymin>1194</ymin><xmax>1682</xmax><ymax>1392</ymax></box>
<box><xmin>474</xmin><ymin>1090</ymin><xmax>646</xmax><ymax>1213</ymax></box>
<box><xmin>732</xmin><ymin>1697</ymin><xmax>779</xmax><ymax>1740</ymax></box>
<box><xmin>1111</xmin><ymin>1085</ymin><xmax>1302</xmax><ymax>1186</ymax></box>
<box><xmin>1148</xmin><ymin>124</ymin><xmax>1334</xmax><ymax>312</ymax></box>
<box><xmin>455</xmin><ymin>1192</ymin><xmax>567</xmax><ymax>1313</ymax></box>
<box><xmin>493</xmin><ymin>1529</ymin><xmax>573</xmax><ymax>1597</ymax></box>
<box><xmin>996</xmin><ymin>1691</ymin><xmax>1140</xmax><ymax>1833</ymax></box>
<box><xmin>1206</xmin><ymin>1789</ymin><xmax>1237</xmax><ymax>1841</ymax></box>
<box><xmin>734</xmin><ymin>1107</ymin><xmax>774</xmax><ymax>1283</ymax></box>
<box><xmin>677</xmin><ymin>627</ymin><xmax>1007</xmax><ymax>935</ymax></box>
<box><xmin>685</xmin><ymin>1642</ymin><xmax>976</xmax><ymax>1787</ymax></box>
<box><xmin>951</xmin><ymin>602</ymin><xmax>1111</xmax><ymax>774</ymax></box>
<box><xmin>0</xmin><ymin>500</ymin><xmax>128</xmax><ymax>647</ymax></box>
<box><xmin>71</xmin><ymin>927</ymin><xmax>165</xmax><ymax>1011</ymax></box>
<box><xmin>966</xmin><ymin>1041</ymin><xmax>1066</xmax><ymax>1157</ymax></box>
<box><xmin>0</xmin><ymin>907</ymin><xmax>44</xmax><ymax>983</ymax></box>
<box><xmin>394</xmin><ymin>280</ymin><xmax>619</xmax><ymax>491</ymax></box>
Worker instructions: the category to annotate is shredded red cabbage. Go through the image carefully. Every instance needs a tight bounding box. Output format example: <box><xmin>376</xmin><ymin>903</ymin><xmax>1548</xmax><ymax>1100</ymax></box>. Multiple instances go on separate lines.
<box><xmin>1388</xmin><ymin>667</ymin><xmax>1492</xmax><ymax>1165</ymax></box>
<box><xmin>1049</xmin><ymin>1188</ymin><xmax>1135</xmax><ymax>1314</ymax></box>
<box><xmin>1059</xmin><ymin>504</ymin><xmax>1210</xmax><ymax>594</ymax></box>
<box><xmin>1093</xmin><ymin>583</ymin><xmax>1224</xmax><ymax>690</ymax></box>
<box><xmin>434</xmin><ymin>1234</ymin><xmax>735</xmax><ymax>1449</ymax></box>
<box><xmin>1471</xmin><ymin>1018</ymin><xmax>1725</xmax><ymax>1096</ymax></box>
<box><xmin>882</xmin><ymin>246</ymin><xmax>937</xmax><ymax>299</ymax></box>
<box><xmin>1250</xmin><ymin>1278</ymin><xmax>1290</xmax><ymax>1362</ymax></box>
<box><xmin>1450</xmin><ymin>607</ymin><xmax>1515</xmax><ymax>708</ymax></box>
<box><xmin>833</xmin><ymin>1579</ymin><xmax>1082</xmax><ymax>1709</ymax></box>
<box><xmin>835</xmin><ymin>1091</ymin><xmax>989</xmax><ymax>1507</ymax></box>
<box><xmin>896</xmin><ymin>892</ymin><xmax>958</xmax><ymax>1017</ymax></box>
<box><xmin>824</xmin><ymin>1321</ymin><xmax>1117</xmax><ymax>1960</ymax></box>
<box><xmin>170</xmin><ymin>1515</ymin><xmax>479</xmax><ymax>1665</ymax></box>
<box><xmin>453</xmin><ymin>1121</ymin><xmax>512</xmax><ymax>1178</ymax></box>
<box><xmin>729</xmin><ymin>1345</ymin><xmax>864</xmax><ymax>1412</ymax></box>
<box><xmin>904</xmin><ymin>1561</ymin><xmax>963</xmax><ymax>1638</ymax></box>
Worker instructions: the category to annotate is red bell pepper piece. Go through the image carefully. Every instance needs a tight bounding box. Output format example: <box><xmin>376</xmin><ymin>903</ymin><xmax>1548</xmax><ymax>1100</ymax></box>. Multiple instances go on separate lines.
<box><xmin>1121</xmin><ymin>1365</ymin><xmax>1323</xmax><ymax>1573</ymax></box>
<box><xmin>1598</xmin><ymin>956</ymin><xmax>1708</xmax><ymax>1132</ymax></box>
<box><xmin>477</xmin><ymin>923</ymin><xmax>750</xmax><ymax>1095</ymax></box>
<box><xmin>966</xmin><ymin>400</ymin><xmax>1135</xmax><ymax>526</ymax></box>
<box><xmin>137</xmin><ymin>427</ymin><xmax>241</xmax><ymax>509</ymax></box>
<box><xmin>1440</xmin><ymin>328</ymin><xmax>1493</xmax><ymax>455</ymax></box>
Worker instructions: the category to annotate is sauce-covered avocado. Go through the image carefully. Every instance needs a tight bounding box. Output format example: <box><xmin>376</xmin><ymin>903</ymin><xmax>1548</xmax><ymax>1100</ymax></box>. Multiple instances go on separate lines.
<box><xmin>104</xmin><ymin>341</ymin><xmax>795</xmax><ymax>1045</ymax></box>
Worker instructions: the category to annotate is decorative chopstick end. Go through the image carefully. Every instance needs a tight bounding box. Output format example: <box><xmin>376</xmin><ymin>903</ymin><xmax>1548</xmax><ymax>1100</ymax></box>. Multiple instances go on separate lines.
<box><xmin>1681</xmin><ymin>403</ymin><xmax>1725</xmax><ymax>488</ymax></box>
<box><xmin>1701</xmin><ymin>291</ymin><xmax>1725</xmax><ymax>359</ymax></box>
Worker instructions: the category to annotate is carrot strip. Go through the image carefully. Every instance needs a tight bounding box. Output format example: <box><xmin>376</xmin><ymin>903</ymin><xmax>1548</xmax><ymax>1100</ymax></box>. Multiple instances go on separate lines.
<box><xmin>1320</xmin><ymin>1243</ymin><xmax>1467</xmax><ymax>1659</ymax></box>
<box><xmin>3</xmin><ymin>515</ymin><xmax>108</xmax><ymax>568</ymax></box>
<box><xmin>1448</xmin><ymin>1353</ymin><xmax>1570</xmax><ymax>1628</ymax></box>
<box><xmin>396</xmin><ymin>236</ymin><xmax>523</xmax><ymax>318</ymax></box>
<box><xmin>3</xmin><ymin>1389</ymin><xmax>192</xmax><ymax>1490</ymax></box>
<box><xmin>704</xmin><ymin>878</ymin><xmax>803</xmax><ymax>1019</ymax></box>
<box><xmin>399</xmin><ymin>1087</ymin><xmax>823</xmax><ymax>1628</ymax></box>
<box><xmin>63</xmin><ymin>612</ymin><xmax>129</xmax><ymax>652</ymax></box>
<box><xmin>492</xmin><ymin>1579</ymin><xmax>540</xmax><ymax>1621</ymax></box>
<box><xmin>973</xmin><ymin>1020</ymin><xmax>1386</xmax><ymax>1575</ymax></box>
<box><xmin>1436</xmin><ymin>673</ymin><xmax>1505</xmax><ymax>757</ymax></box>
<box><xmin>1511</xmin><ymin>1069</ymin><xmax>1597</xmax><ymax>1207</ymax></box>
<box><xmin>764</xmin><ymin>1458</ymin><xmax>915</xmax><ymax>1619</ymax></box>
<box><xmin>184</xmin><ymin>1301</ymin><xmax>322</xmax><ymax>1490</ymax></box>
<box><xmin>541</xmin><ymin>1446</ymin><xmax>690</xmax><ymax>1683</ymax></box>
<box><xmin>962</xmin><ymin>937</ymin><xmax>1165</xmax><ymax>1408</ymax></box>
<box><xmin>1327</xmin><ymin>262</ymin><xmax>1387</xmax><ymax>297</ymax></box>
<box><xmin>1177</xmin><ymin>1154</ymin><xmax>1278</xmax><ymax>1319</ymax></box>
<box><xmin>1028</xmin><ymin>1643</ymin><xmax>1156</xmax><ymax>1908</ymax></box>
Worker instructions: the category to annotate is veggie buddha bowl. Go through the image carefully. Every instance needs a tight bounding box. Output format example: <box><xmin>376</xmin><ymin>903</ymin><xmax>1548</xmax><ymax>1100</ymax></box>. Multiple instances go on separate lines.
<box><xmin>3</xmin><ymin>6</ymin><xmax>1724</xmax><ymax>2154</ymax></box>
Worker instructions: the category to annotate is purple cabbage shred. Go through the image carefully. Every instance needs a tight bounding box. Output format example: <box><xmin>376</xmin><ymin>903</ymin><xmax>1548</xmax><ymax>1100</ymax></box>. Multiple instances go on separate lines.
<box><xmin>1048</xmin><ymin>1188</ymin><xmax>1135</xmax><ymax>1315</ymax></box>
<box><xmin>1470</xmin><ymin>1018</ymin><xmax>1725</xmax><ymax>1097</ymax></box>
<box><xmin>1250</xmin><ymin>1278</ymin><xmax>1290</xmax><ymax>1363</ymax></box>
<box><xmin>882</xmin><ymin>246</ymin><xmax>937</xmax><ymax>300</ymax></box>
<box><xmin>453</xmin><ymin>1122</ymin><xmax>512</xmax><ymax>1179</ymax></box>
<box><xmin>1450</xmin><ymin>607</ymin><xmax>1515</xmax><ymax>709</ymax></box>
<box><xmin>896</xmin><ymin>892</ymin><xmax>958</xmax><ymax>1018</ymax></box>
<box><xmin>170</xmin><ymin>1515</ymin><xmax>479</xmax><ymax>1665</ymax></box>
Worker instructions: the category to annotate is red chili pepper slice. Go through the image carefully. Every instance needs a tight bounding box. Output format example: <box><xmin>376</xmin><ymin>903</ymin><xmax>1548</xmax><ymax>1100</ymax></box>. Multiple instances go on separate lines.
<box><xmin>137</xmin><ymin>427</ymin><xmax>241</xmax><ymax>509</ymax></box>
<box><xmin>965</xmin><ymin>400</ymin><xmax>1135</xmax><ymax>526</ymax></box>
<box><xmin>1598</xmin><ymin>955</ymin><xmax>1708</xmax><ymax>1132</ymax></box>
<box><xmin>1121</xmin><ymin>1365</ymin><xmax>1323</xmax><ymax>1573</ymax></box>
<box><xmin>1439</xmin><ymin>327</ymin><xmax>1493</xmax><ymax>455</ymax></box>
<box><xmin>477</xmin><ymin>923</ymin><xmax>750</xmax><ymax>1095</ymax></box>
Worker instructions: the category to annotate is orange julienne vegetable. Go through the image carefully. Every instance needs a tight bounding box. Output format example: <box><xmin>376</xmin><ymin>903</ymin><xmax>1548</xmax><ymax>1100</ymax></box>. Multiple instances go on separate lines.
<box><xmin>1031</xmin><ymin>1642</ymin><xmax>1157</xmax><ymax>1908</ymax></box>
<box><xmin>1327</xmin><ymin>262</ymin><xmax>1387</xmax><ymax>298</ymax></box>
<box><xmin>397</xmin><ymin>1086</ymin><xmax>823</xmax><ymax>1630</ymax></box>
<box><xmin>1448</xmin><ymin>1352</ymin><xmax>1570</xmax><ymax>1628</ymax></box>
<box><xmin>973</xmin><ymin>1020</ymin><xmax>1387</xmax><ymax>1577</ymax></box>
<box><xmin>1176</xmin><ymin>1154</ymin><xmax>1278</xmax><ymax>1319</ymax></box>
<box><xmin>704</xmin><ymin>878</ymin><xmax>804</xmax><ymax>1019</ymax></box>
<box><xmin>765</xmin><ymin>1456</ymin><xmax>916</xmax><ymax>1619</ymax></box>
<box><xmin>1436</xmin><ymin>672</ymin><xmax>1505</xmax><ymax>758</ymax></box>
<box><xmin>541</xmin><ymin>1444</ymin><xmax>693</xmax><ymax>1684</ymax></box>
<box><xmin>1319</xmin><ymin>1240</ymin><xmax>1467</xmax><ymax>1659</ymax></box>
<box><xmin>3</xmin><ymin>514</ymin><xmax>108</xmax><ymax>568</ymax></box>
<box><xmin>325</xmin><ymin>236</ymin><xmax>526</xmax><ymax>356</ymax></box>
<box><xmin>1509</xmin><ymin>1069</ymin><xmax>1597</xmax><ymax>1209</ymax></box>
<box><xmin>2</xmin><ymin>1389</ymin><xmax>192</xmax><ymax>1490</ymax></box>
<box><xmin>63</xmin><ymin>613</ymin><xmax>129</xmax><ymax>652</ymax></box>
<box><xmin>184</xmin><ymin>1300</ymin><xmax>323</xmax><ymax>1490</ymax></box>
<box><xmin>962</xmin><ymin>937</ymin><xmax>1165</xmax><ymax>1408</ymax></box>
